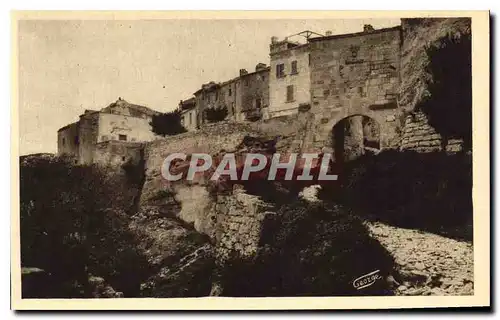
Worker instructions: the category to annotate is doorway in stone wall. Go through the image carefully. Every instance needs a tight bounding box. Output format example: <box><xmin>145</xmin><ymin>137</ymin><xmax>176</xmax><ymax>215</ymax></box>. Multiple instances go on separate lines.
<box><xmin>331</xmin><ymin>115</ymin><xmax>380</xmax><ymax>164</ymax></box>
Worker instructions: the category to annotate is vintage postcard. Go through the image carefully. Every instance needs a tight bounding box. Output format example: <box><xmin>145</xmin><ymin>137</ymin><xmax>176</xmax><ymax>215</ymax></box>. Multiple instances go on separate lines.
<box><xmin>11</xmin><ymin>10</ymin><xmax>490</xmax><ymax>310</ymax></box>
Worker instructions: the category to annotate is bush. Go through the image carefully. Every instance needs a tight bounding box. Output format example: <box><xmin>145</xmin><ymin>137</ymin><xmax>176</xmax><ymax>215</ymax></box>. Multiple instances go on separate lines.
<box><xmin>204</xmin><ymin>107</ymin><xmax>228</xmax><ymax>123</ymax></box>
<box><xmin>150</xmin><ymin>110</ymin><xmax>187</xmax><ymax>136</ymax></box>
<box><xmin>19</xmin><ymin>155</ymin><xmax>150</xmax><ymax>297</ymax></box>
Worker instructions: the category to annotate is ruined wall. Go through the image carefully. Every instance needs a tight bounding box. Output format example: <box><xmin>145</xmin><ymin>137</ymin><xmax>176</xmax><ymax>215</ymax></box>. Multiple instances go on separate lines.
<box><xmin>215</xmin><ymin>187</ymin><xmax>274</xmax><ymax>263</ymax></box>
<box><xmin>269</xmin><ymin>44</ymin><xmax>311</xmax><ymax>118</ymax></box>
<box><xmin>308</xmin><ymin>27</ymin><xmax>402</xmax><ymax>151</ymax></box>
<box><xmin>98</xmin><ymin>112</ymin><xmax>157</xmax><ymax>143</ymax></box>
<box><xmin>93</xmin><ymin>140</ymin><xmax>144</xmax><ymax>167</ymax></box>
<box><xmin>57</xmin><ymin>122</ymin><xmax>79</xmax><ymax>161</ymax></box>
<box><xmin>400</xmin><ymin>111</ymin><xmax>442</xmax><ymax>152</ymax></box>
<box><xmin>139</xmin><ymin>118</ymin><xmax>308</xmax><ymax>236</ymax></box>
<box><xmin>139</xmin><ymin>121</ymin><xmax>262</xmax><ymax>235</ymax></box>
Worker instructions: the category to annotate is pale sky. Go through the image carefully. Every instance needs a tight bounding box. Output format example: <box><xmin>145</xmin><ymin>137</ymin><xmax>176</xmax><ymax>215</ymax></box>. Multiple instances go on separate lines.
<box><xmin>18</xmin><ymin>18</ymin><xmax>400</xmax><ymax>155</ymax></box>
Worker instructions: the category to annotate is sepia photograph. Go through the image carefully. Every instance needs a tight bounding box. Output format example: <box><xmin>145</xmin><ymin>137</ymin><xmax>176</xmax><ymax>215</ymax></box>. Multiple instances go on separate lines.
<box><xmin>11</xmin><ymin>10</ymin><xmax>490</xmax><ymax>310</ymax></box>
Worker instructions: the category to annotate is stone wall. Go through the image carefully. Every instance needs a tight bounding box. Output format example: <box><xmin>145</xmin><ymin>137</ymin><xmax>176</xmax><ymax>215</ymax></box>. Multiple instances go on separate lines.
<box><xmin>94</xmin><ymin>140</ymin><xmax>144</xmax><ymax>167</ymax></box>
<box><xmin>214</xmin><ymin>187</ymin><xmax>274</xmax><ymax>263</ymax></box>
<box><xmin>308</xmin><ymin>26</ymin><xmax>402</xmax><ymax>151</ymax></box>
<box><xmin>139</xmin><ymin>118</ymin><xmax>308</xmax><ymax>237</ymax></box>
<box><xmin>78</xmin><ymin>112</ymin><xmax>100</xmax><ymax>164</ymax></box>
<box><xmin>57</xmin><ymin>122</ymin><xmax>79</xmax><ymax>161</ymax></box>
<box><xmin>400</xmin><ymin>111</ymin><xmax>442</xmax><ymax>152</ymax></box>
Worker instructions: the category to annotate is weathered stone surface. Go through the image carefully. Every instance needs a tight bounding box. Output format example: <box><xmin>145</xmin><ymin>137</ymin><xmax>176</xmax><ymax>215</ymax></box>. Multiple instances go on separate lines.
<box><xmin>367</xmin><ymin>222</ymin><xmax>473</xmax><ymax>296</ymax></box>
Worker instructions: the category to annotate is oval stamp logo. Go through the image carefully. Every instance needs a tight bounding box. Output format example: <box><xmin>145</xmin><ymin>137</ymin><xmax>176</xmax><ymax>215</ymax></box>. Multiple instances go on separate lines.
<box><xmin>352</xmin><ymin>270</ymin><xmax>382</xmax><ymax>290</ymax></box>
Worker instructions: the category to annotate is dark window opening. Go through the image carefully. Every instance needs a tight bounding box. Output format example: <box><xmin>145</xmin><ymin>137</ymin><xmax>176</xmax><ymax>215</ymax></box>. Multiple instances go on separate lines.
<box><xmin>229</xmin><ymin>88</ymin><xmax>232</xmax><ymax>96</ymax></box>
<box><xmin>122</xmin><ymin>156</ymin><xmax>126</xmax><ymax>161</ymax></box>
<box><xmin>256</xmin><ymin>98</ymin><xmax>262</xmax><ymax>109</ymax></box>
<box><xmin>276</xmin><ymin>63</ymin><xmax>285</xmax><ymax>78</ymax></box>
<box><xmin>118</xmin><ymin>134</ymin><xmax>127</xmax><ymax>141</ymax></box>
<box><xmin>286</xmin><ymin>85</ymin><xmax>294</xmax><ymax>102</ymax></box>
<box><xmin>291</xmin><ymin>60</ymin><xmax>298</xmax><ymax>74</ymax></box>
<box><xmin>62</xmin><ymin>137</ymin><xmax>66</xmax><ymax>146</ymax></box>
<box><xmin>358</xmin><ymin>86</ymin><xmax>366</xmax><ymax>97</ymax></box>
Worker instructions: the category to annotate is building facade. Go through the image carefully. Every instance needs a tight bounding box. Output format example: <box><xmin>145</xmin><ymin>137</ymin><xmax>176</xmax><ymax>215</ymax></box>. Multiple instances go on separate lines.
<box><xmin>238</xmin><ymin>64</ymin><xmax>270</xmax><ymax>121</ymax></box>
<box><xmin>269</xmin><ymin>37</ymin><xmax>311</xmax><ymax>118</ymax></box>
<box><xmin>179</xmin><ymin>98</ymin><xmax>198</xmax><ymax>131</ymax></box>
<box><xmin>193</xmin><ymin>63</ymin><xmax>270</xmax><ymax>124</ymax></box>
<box><xmin>307</xmin><ymin>25</ymin><xmax>402</xmax><ymax>151</ymax></box>
<box><xmin>57</xmin><ymin>98</ymin><xmax>160</xmax><ymax>165</ymax></box>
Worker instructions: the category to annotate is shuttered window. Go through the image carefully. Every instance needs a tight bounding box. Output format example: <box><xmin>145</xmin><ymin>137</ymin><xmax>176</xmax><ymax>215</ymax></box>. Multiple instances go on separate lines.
<box><xmin>286</xmin><ymin>85</ymin><xmax>294</xmax><ymax>102</ymax></box>
<box><xmin>276</xmin><ymin>63</ymin><xmax>285</xmax><ymax>78</ymax></box>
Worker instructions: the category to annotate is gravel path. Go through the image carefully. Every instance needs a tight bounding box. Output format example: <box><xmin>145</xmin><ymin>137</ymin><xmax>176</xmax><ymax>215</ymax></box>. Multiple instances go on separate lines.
<box><xmin>366</xmin><ymin>222</ymin><xmax>474</xmax><ymax>296</ymax></box>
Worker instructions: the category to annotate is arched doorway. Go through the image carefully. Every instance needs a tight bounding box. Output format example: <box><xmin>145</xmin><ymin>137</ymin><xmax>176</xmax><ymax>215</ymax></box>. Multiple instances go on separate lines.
<box><xmin>331</xmin><ymin>115</ymin><xmax>381</xmax><ymax>163</ymax></box>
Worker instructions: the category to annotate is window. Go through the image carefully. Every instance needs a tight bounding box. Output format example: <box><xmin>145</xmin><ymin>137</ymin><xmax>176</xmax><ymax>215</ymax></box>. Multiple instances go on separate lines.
<box><xmin>276</xmin><ymin>63</ymin><xmax>285</xmax><ymax>78</ymax></box>
<box><xmin>62</xmin><ymin>137</ymin><xmax>66</xmax><ymax>146</ymax></box>
<box><xmin>189</xmin><ymin>113</ymin><xmax>192</xmax><ymax>125</ymax></box>
<box><xmin>256</xmin><ymin>98</ymin><xmax>262</xmax><ymax>109</ymax></box>
<box><xmin>122</xmin><ymin>156</ymin><xmax>126</xmax><ymax>161</ymax></box>
<box><xmin>118</xmin><ymin>134</ymin><xmax>127</xmax><ymax>141</ymax></box>
<box><xmin>262</xmin><ymin>75</ymin><xmax>266</xmax><ymax>82</ymax></box>
<box><xmin>308</xmin><ymin>54</ymin><xmax>311</xmax><ymax>66</ymax></box>
<box><xmin>286</xmin><ymin>85</ymin><xmax>294</xmax><ymax>102</ymax></box>
<box><xmin>291</xmin><ymin>60</ymin><xmax>298</xmax><ymax>74</ymax></box>
<box><xmin>229</xmin><ymin>88</ymin><xmax>232</xmax><ymax>96</ymax></box>
<box><xmin>358</xmin><ymin>86</ymin><xmax>366</xmax><ymax>97</ymax></box>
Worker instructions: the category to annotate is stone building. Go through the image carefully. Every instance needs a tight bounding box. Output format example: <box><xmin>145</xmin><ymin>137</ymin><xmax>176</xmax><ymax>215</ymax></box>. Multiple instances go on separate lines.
<box><xmin>238</xmin><ymin>64</ymin><xmax>270</xmax><ymax>121</ymax></box>
<box><xmin>269</xmin><ymin>35</ymin><xmax>312</xmax><ymax>118</ymax></box>
<box><xmin>57</xmin><ymin>98</ymin><xmax>160</xmax><ymax>165</ymax></box>
<box><xmin>193</xmin><ymin>63</ymin><xmax>270</xmax><ymax>124</ymax></box>
<box><xmin>194</xmin><ymin>81</ymin><xmax>221</xmax><ymax>126</ymax></box>
<box><xmin>179</xmin><ymin>98</ymin><xmax>198</xmax><ymax>131</ymax></box>
<box><xmin>306</xmin><ymin>25</ymin><xmax>402</xmax><ymax>156</ymax></box>
<box><xmin>218</xmin><ymin>78</ymin><xmax>240</xmax><ymax>121</ymax></box>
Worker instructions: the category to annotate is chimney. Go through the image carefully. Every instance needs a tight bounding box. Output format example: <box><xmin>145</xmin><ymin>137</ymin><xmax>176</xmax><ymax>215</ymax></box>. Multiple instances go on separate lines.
<box><xmin>255</xmin><ymin>63</ymin><xmax>267</xmax><ymax>72</ymax></box>
<box><xmin>271</xmin><ymin>36</ymin><xmax>279</xmax><ymax>44</ymax></box>
<box><xmin>325</xmin><ymin>30</ymin><xmax>333</xmax><ymax>36</ymax></box>
<box><xmin>239</xmin><ymin>69</ymin><xmax>248</xmax><ymax>76</ymax></box>
<box><xmin>363</xmin><ymin>24</ymin><xmax>375</xmax><ymax>32</ymax></box>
